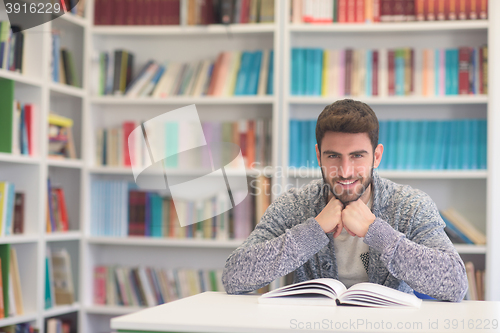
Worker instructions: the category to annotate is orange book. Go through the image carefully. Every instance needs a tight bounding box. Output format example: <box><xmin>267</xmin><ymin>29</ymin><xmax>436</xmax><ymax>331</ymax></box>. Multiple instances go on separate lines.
<box><xmin>169</xmin><ymin>200</ymin><xmax>177</xmax><ymax>238</ymax></box>
<box><xmin>207</xmin><ymin>54</ymin><xmax>224</xmax><ymax>95</ymax></box>
<box><xmin>0</xmin><ymin>258</ymin><xmax>4</xmax><ymax>319</ymax></box>
<box><xmin>246</xmin><ymin>120</ymin><xmax>255</xmax><ymax>168</ymax></box>
<box><xmin>214</xmin><ymin>52</ymin><xmax>231</xmax><ymax>96</ymax></box>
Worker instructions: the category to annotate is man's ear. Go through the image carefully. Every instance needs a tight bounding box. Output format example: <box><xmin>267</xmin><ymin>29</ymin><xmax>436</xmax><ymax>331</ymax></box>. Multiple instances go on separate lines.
<box><xmin>373</xmin><ymin>144</ymin><xmax>384</xmax><ymax>168</ymax></box>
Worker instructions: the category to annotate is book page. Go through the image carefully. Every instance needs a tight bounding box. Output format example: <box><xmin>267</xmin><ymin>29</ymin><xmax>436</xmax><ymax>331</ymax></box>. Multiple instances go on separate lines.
<box><xmin>339</xmin><ymin>282</ymin><xmax>422</xmax><ymax>308</ymax></box>
<box><xmin>260</xmin><ymin>278</ymin><xmax>347</xmax><ymax>299</ymax></box>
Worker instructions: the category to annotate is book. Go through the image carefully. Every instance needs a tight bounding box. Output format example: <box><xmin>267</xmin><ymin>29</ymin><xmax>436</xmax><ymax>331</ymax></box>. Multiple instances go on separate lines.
<box><xmin>51</xmin><ymin>248</ymin><xmax>75</xmax><ymax>305</ymax></box>
<box><xmin>258</xmin><ymin>278</ymin><xmax>422</xmax><ymax>308</ymax></box>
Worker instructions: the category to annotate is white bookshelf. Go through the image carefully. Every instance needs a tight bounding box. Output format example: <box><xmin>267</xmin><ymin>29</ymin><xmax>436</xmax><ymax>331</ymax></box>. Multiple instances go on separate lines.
<box><xmin>0</xmin><ymin>1</ymin><xmax>499</xmax><ymax>333</ymax></box>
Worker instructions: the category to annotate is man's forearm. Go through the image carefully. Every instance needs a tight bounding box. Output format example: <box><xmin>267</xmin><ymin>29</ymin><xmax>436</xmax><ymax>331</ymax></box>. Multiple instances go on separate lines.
<box><xmin>222</xmin><ymin>218</ymin><xmax>329</xmax><ymax>294</ymax></box>
<box><xmin>364</xmin><ymin>218</ymin><xmax>468</xmax><ymax>302</ymax></box>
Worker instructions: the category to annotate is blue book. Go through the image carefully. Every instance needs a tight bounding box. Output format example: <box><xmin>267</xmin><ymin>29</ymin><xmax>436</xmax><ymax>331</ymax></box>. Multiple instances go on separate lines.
<box><xmin>430</xmin><ymin>121</ymin><xmax>443</xmax><ymax>170</ymax></box>
<box><xmin>469</xmin><ymin>119</ymin><xmax>479</xmax><ymax>169</ymax></box>
<box><xmin>446</xmin><ymin>120</ymin><xmax>459</xmax><ymax>169</ymax></box>
<box><xmin>435</xmin><ymin>121</ymin><xmax>449</xmax><ymax>170</ymax></box>
<box><xmin>479</xmin><ymin>120</ymin><xmax>487</xmax><ymax>169</ymax></box>
<box><xmin>461</xmin><ymin>119</ymin><xmax>471</xmax><ymax>169</ymax></box>
<box><xmin>305</xmin><ymin>49</ymin><xmax>315</xmax><ymax>95</ymax></box>
<box><xmin>267</xmin><ymin>50</ymin><xmax>274</xmax><ymax>95</ymax></box>
<box><xmin>405</xmin><ymin>121</ymin><xmax>418</xmax><ymax>170</ymax></box>
<box><xmin>415</xmin><ymin>121</ymin><xmax>427</xmax><ymax>170</ymax></box>
<box><xmin>440</xmin><ymin>213</ymin><xmax>474</xmax><ymax>245</ymax></box>
<box><xmin>47</xmin><ymin>178</ymin><xmax>56</xmax><ymax>232</ymax></box>
<box><xmin>234</xmin><ymin>52</ymin><xmax>251</xmax><ymax>95</ymax></box>
<box><xmin>309</xmin><ymin>120</ymin><xmax>317</xmax><ymax>168</ymax></box>
<box><xmin>378</xmin><ymin>121</ymin><xmax>388</xmax><ymax>170</ymax></box>
<box><xmin>151</xmin><ymin>194</ymin><xmax>163</xmax><ymax>237</ymax></box>
<box><xmin>445</xmin><ymin>49</ymin><xmax>452</xmax><ymax>95</ymax></box>
<box><xmin>291</xmin><ymin>49</ymin><xmax>299</xmax><ymax>95</ymax></box>
<box><xmin>313</xmin><ymin>48</ymin><xmax>323</xmax><ymax>96</ymax></box>
<box><xmin>246</xmin><ymin>51</ymin><xmax>262</xmax><ymax>95</ymax></box>
<box><xmin>451</xmin><ymin>49</ymin><xmax>459</xmax><ymax>95</ymax></box>
<box><xmin>300</xmin><ymin>120</ymin><xmax>309</xmax><ymax>167</ymax></box>
<box><xmin>388</xmin><ymin>120</ymin><xmax>399</xmax><ymax>170</ymax></box>
<box><xmin>395</xmin><ymin>50</ymin><xmax>405</xmax><ymax>96</ymax></box>
<box><xmin>365</xmin><ymin>50</ymin><xmax>372</xmax><ymax>96</ymax></box>
<box><xmin>4</xmin><ymin>183</ymin><xmax>14</xmax><ymax>236</ymax></box>
<box><xmin>144</xmin><ymin>192</ymin><xmax>152</xmax><ymax>237</ymax></box>
<box><xmin>289</xmin><ymin>120</ymin><xmax>298</xmax><ymax>167</ymax></box>
<box><xmin>296</xmin><ymin>49</ymin><xmax>305</xmax><ymax>95</ymax></box>
<box><xmin>396</xmin><ymin>120</ymin><xmax>408</xmax><ymax>169</ymax></box>
<box><xmin>21</xmin><ymin>105</ymin><xmax>29</xmax><ymax>155</ymax></box>
<box><xmin>472</xmin><ymin>48</ymin><xmax>479</xmax><ymax>94</ymax></box>
<box><xmin>435</xmin><ymin>49</ymin><xmax>441</xmax><ymax>96</ymax></box>
<box><xmin>424</xmin><ymin>121</ymin><xmax>437</xmax><ymax>170</ymax></box>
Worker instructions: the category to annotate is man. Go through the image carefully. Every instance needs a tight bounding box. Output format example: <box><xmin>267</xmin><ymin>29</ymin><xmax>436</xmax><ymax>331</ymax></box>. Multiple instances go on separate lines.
<box><xmin>222</xmin><ymin>99</ymin><xmax>468</xmax><ymax>302</ymax></box>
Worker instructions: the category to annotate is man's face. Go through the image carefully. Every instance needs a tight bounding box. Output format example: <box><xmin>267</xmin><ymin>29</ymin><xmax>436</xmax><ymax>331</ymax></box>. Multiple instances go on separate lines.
<box><xmin>316</xmin><ymin>132</ymin><xmax>383</xmax><ymax>205</ymax></box>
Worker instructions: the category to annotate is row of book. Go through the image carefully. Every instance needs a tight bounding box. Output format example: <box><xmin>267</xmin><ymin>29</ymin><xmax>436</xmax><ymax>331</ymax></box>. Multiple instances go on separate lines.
<box><xmin>0</xmin><ymin>323</ymin><xmax>37</xmax><ymax>333</ymax></box>
<box><xmin>91</xmin><ymin>175</ymin><xmax>271</xmax><ymax>239</ymax></box>
<box><xmin>0</xmin><ymin>183</ymin><xmax>24</xmax><ymax>237</ymax></box>
<box><xmin>0</xmin><ymin>23</ymin><xmax>24</xmax><ymax>73</ymax></box>
<box><xmin>46</xmin><ymin>179</ymin><xmax>70</xmax><ymax>233</ymax></box>
<box><xmin>45</xmin><ymin>247</ymin><xmax>75</xmax><ymax>309</ymax></box>
<box><xmin>464</xmin><ymin>261</ymin><xmax>484</xmax><ymax>301</ymax></box>
<box><xmin>291</xmin><ymin>0</ymin><xmax>488</xmax><ymax>24</ymax></box>
<box><xmin>441</xmin><ymin>207</ymin><xmax>486</xmax><ymax>245</ymax></box>
<box><xmin>94</xmin><ymin>266</ymin><xmax>225</xmax><ymax>307</ymax></box>
<box><xmin>95</xmin><ymin>119</ymin><xmax>273</xmax><ymax>169</ymax></box>
<box><xmin>291</xmin><ymin>46</ymin><xmax>488</xmax><ymax>97</ymax></box>
<box><xmin>289</xmin><ymin>118</ymin><xmax>487</xmax><ymax>170</ymax></box>
<box><xmin>96</xmin><ymin>49</ymin><xmax>274</xmax><ymax>97</ymax></box>
<box><xmin>94</xmin><ymin>0</ymin><xmax>274</xmax><ymax>26</ymax></box>
<box><xmin>48</xmin><ymin>113</ymin><xmax>77</xmax><ymax>159</ymax></box>
<box><xmin>0</xmin><ymin>245</ymin><xmax>24</xmax><ymax>319</ymax></box>
<box><xmin>51</xmin><ymin>30</ymin><xmax>80</xmax><ymax>87</ymax></box>
<box><xmin>46</xmin><ymin>318</ymin><xmax>71</xmax><ymax>333</ymax></box>
<box><xmin>0</xmin><ymin>81</ymin><xmax>38</xmax><ymax>156</ymax></box>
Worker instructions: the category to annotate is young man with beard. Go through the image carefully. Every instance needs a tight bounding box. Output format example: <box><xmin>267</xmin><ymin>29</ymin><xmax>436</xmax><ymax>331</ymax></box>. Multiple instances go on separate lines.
<box><xmin>222</xmin><ymin>99</ymin><xmax>468</xmax><ymax>302</ymax></box>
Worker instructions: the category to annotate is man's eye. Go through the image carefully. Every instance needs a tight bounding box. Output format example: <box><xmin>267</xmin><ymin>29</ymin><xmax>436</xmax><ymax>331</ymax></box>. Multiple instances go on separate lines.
<box><xmin>353</xmin><ymin>154</ymin><xmax>363</xmax><ymax>158</ymax></box>
<box><xmin>328</xmin><ymin>155</ymin><xmax>338</xmax><ymax>158</ymax></box>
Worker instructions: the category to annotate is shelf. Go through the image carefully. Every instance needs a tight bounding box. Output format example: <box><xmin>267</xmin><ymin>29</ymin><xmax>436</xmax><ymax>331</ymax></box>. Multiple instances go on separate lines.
<box><xmin>56</xmin><ymin>13</ymin><xmax>88</xmax><ymax>27</ymax></box>
<box><xmin>287</xmin><ymin>168</ymin><xmax>488</xmax><ymax>179</ymax></box>
<box><xmin>92</xmin><ymin>23</ymin><xmax>276</xmax><ymax>36</ymax></box>
<box><xmin>0</xmin><ymin>313</ymin><xmax>38</xmax><ymax>327</ymax></box>
<box><xmin>0</xmin><ymin>153</ymin><xmax>40</xmax><ymax>165</ymax></box>
<box><xmin>85</xmin><ymin>305</ymin><xmax>146</xmax><ymax>316</ymax></box>
<box><xmin>289</xmin><ymin>20</ymin><xmax>489</xmax><ymax>33</ymax></box>
<box><xmin>0</xmin><ymin>69</ymin><xmax>43</xmax><ymax>87</ymax></box>
<box><xmin>44</xmin><ymin>303</ymin><xmax>81</xmax><ymax>318</ymax></box>
<box><xmin>288</xmin><ymin>95</ymin><xmax>489</xmax><ymax>105</ymax></box>
<box><xmin>45</xmin><ymin>231</ymin><xmax>82</xmax><ymax>242</ymax></box>
<box><xmin>88</xmin><ymin>166</ymin><xmax>273</xmax><ymax>177</ymax></box>
<box><xmin>0</xmin><ymin>235</ymin><xmax>39</xmax><ymax>244</ymax></box>
<box><xmin>91</xmin><ymin>95</ymin><xmax>275</xmax><ymax>105</ymax></box>
<box><xmin>87</xmin><ymin>237</ymin><xmax>243</xmax><ymax>248</ymax></box>
<box><xmin>47</xmin><ymin>158</ymin><xmax>84</xmax><ymax>169</ymax></box>
<box><xmin>50</xmin><ymin>82</ymin><xmax>86</xmax><ymax>98</ymax></box>
<box><xmin>454</xmin><ymin>244</ymin><xmax>487</xmax><ymax>254</ymax></box>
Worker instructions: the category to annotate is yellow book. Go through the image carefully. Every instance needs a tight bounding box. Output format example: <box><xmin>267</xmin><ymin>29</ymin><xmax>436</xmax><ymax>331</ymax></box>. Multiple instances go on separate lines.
<box><xmin>9</xmin><ymin>248</ymin><xmax>23</xmax><ymax>315</ymax></box>
<box><xmin>0</xmin><ymin>183</ymin><xmax>6</xmax><ymax>237</ymax></box>
<box><xmin>48</xmin><ymin>113</ymin><xmax>73</xmax><ymax>128</ymax></box>
<box><xmin>321</xmin><ymin>50</ymin><xmax>329</xmax><ymax>96</ymax></box>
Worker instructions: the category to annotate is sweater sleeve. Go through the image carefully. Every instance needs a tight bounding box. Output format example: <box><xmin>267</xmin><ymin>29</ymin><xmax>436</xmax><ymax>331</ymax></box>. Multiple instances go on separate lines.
<box><xmin>222</xmin><ymin>190</ymin><xmax>330</xmax><ymax>295</ymax></box>
<box><xmin>364</xmin><ymin>195</ymin><xmax>468</xmax><ymax>302</ymax></box>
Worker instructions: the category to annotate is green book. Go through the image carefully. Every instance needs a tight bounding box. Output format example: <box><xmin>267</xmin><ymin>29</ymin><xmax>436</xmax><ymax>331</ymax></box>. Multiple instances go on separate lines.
<box><xmin>0</xmin><ymin>244</ymin><xmax>11</xmax><ymax>316</ymax></box>
<box><xmin>0</xmin><ymin>79</ymin><xmax>14</xmax><ymax>153</ymax></box>
<box><xmin>67</xmin><ymin>50</ymin><xmax>80</xmax><ymax>88</ymax></box>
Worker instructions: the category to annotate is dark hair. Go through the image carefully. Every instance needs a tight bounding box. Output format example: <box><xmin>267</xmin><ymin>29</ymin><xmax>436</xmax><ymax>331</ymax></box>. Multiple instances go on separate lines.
<box><xmin>316</xmin><ymin>99</ymin><xmax>379</xmax><ymax>152</ymax></box>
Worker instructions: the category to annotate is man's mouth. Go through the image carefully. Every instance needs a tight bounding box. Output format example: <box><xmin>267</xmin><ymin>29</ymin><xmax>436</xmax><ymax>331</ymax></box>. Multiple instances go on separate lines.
<box><xmin>336</xmin><ymin>179</ymin><xmax>358</xmax><ymax>189</ymax></box>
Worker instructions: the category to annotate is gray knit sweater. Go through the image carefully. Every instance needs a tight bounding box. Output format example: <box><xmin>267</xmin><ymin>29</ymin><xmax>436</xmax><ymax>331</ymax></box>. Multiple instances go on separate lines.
<box><xmin>222</xmin><ymin>170</ymin><xmax>468</xmax><ymax>302</ymax></box>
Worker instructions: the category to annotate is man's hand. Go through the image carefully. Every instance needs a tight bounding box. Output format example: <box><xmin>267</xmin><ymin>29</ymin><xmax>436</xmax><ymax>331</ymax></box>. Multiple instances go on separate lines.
<box><xmin>342</xmin><ymin>199</ymin><xmax>376</xmax><ymax>237</ymax></box>
<box><xmin>315</xmin><ymin>197</ymin><xmax>344</xmax><ymax>237</ymax></box>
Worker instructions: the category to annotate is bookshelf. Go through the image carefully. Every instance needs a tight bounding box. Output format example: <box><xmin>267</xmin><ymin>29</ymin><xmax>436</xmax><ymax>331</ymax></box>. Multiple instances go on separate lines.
<box><xmin>282</xmin><ymin>0</ymin><xmax>499</xmax><ymax>302</ymax></box>
<box><xmin>0</xmin><ymin>1</ymin><xmax>499</xmax><ymax>332</ymax></box>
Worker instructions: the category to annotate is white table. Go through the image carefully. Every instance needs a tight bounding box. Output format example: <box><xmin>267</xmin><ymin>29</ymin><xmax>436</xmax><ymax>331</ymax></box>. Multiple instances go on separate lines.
<box><xmin>111</xmin><ymin>291</ymin><xmax>500</xmax><ymax>333</ymax></box>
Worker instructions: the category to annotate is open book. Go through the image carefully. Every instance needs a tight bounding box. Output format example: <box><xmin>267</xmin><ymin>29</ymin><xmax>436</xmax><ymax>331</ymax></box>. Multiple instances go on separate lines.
<box><xmin>258</xmin><ymin>278</ymin><xmax>422</xmax><ymax>308</ymax></box>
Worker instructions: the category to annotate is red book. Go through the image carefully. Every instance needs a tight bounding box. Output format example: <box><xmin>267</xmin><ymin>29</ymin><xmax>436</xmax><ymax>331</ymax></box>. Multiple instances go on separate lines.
<box><xmin>101</xmin><ymin>0</ymin><xmax>114</xmax><ymax>24</ymax></box>
<box><xmin>479</xmin><ymin>47</ymin><xmax>483</xmax><ymax>94</ymax></box>
<box><xmin>436</xmin><ymin>0</ymin><xmax>445</xmax><ymax>20</ymax></box>
<box><xmin>247</xmin><ymin>120</ymin><xmax>255</xmax><ymax>168</ymax></box>
<box><xmin>13</xmin><ymin>193</ymin><xmax>24</xmax><ymax>234</ymax></box>
<box><xmin>123</xmin><ymin>122</ymin><xmax>135</xmax><ymax>166</ymax></box>
<box><xmin>405</xmin><ymin>0</ymin><xmax>416</xmax><ymax>20</ymax></box>
<box><xmin>144</xmin><ymin>0</ymin><xmax>152</xmax><ymax>24</ymax></box>
<box><xmin>425</xmin><ymin>0</ymin><xmax>436</xmax><ymax>20</ymax></box>
<box><xmin>372</xmin><ymin>50</ymin><xmax>379</xmax><ymax>96</ymax></box>
<box><xmin>347</xmin><ymin>0</ymin><xmax>356</xmax><ymax>22</ymax></box>
<box><xmin>338</xmin><ymin>0</ymin><xmax>347</xmax><ymax>23</ymax></box>
<box><xmin>167</xmin><ymin>0</ymin><xmax>180</xmax><ymax>25</ymax></box>
<box><xmin>416</xmin><ymin>0</ymin><xmax>425</xmax><ymax>20</ymax></box>
<box><xmin>207</xmin><ymin>53</ymin><xmax>223</xmax><ymax>95</ymax></box>
<box><xmin>128</xmin><ymin>191</ymin><xmax>146</xmax><ymax>236</ymax></box>
<box><xmin>55</xmin><ymin>188</ymin><xmax>69</xmax><ymax>231</ymax></box>
<box><xmin>469</xmin><ymin>0</ymin><xmax>478</xmax><ymax>19</ymax></box>
<box><xmin>372</xmin><ymin>0</ymin><xmax>381</xmax><ymax>22</ymax></box>
<box><xmin>388</xmin><ymin>50</ymin><xmax>395</xmax><ymax>95</ymax></box>
<box><xmin>380</xmin><ymin>0</ymin><xmax>393</xmax><ymax>22</ymax></box>
<box><xmin>152</xmin><ymin>0</ymin><xmax>161</xmax><ymax>24</ymax></box>
<box><xmin>479</xmin><ymin>0</ymin><xmax>487</xmax><ymax>19</ymax></box>
<box><xmin>136</xmin><ymin>0</ymin><xmax>145</xmax><ymax>25</ymax></box>
<box><xmin>24</xmin><ymin>104</ymin><xmax>33</xmax><ymax>156</ymax></box>
<box><xmin>240</xmin><ymin>0</ymin><xmax>250</xmax><ymax>24</ymax></box>
<box><xmin>447</xmin><ymin>0</ymin><xmax>458</xmax><ymax>19</ymax></box>
<box><xmin>355</xmin><ymin>0</ymin><xmax>365</xmax><ymax>23</ymax></box>
<box><xmin>458</xmin><ymin>47</ymin><xmax>470</xmax><ymax>94</ymax></box>
<box><xmin>94</xmin><ymin>0</ymin><xmax>103</xmax><ymax>25</ymax></box>
<box><xmin>393</xmin><ymin>0</ymin><xmax>405</xmax><ymax>21</ymax></box>
<box><xmin>458</xmin><ymin>0</ymin><xmax>467</xmax><ymax>19</ymax></box>
<box><xmin>94</xmin><ymin>266</ymin><xmax>107</xmax><ymax>305</ymax></box>
<box><xmin>345</xmin><ymin>49</ymin><xmax>352</xmax><ymax>95</ymax></box>
<box><xmin>126</xmin><ymin>0</ymin><xmax>136</xmax><ymax>25</ymax></box>
<box><xmin>410</xmin><ymin>48</ymin><xmax>414</xmax><ymax>94</ymax></box>
<box><xmin>115</xmin><ymin>0</ymin><xmax>127</xmax><ymax>25</ymax></box>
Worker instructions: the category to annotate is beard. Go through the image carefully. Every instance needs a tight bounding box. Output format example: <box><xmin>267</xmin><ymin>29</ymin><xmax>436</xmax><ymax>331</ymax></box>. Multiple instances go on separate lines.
<box><xmin>320</xmin><ymin>163</ymin><xmax>374</xmax><ymax>205</ymax></box>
